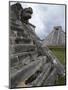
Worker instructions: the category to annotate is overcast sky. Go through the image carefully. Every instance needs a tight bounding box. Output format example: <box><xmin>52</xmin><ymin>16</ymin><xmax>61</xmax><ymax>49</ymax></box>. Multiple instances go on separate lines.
<box><xmin>11</xmin><ymin>2</ymin><xmax>65</xmax><ymax>40</ymax></box>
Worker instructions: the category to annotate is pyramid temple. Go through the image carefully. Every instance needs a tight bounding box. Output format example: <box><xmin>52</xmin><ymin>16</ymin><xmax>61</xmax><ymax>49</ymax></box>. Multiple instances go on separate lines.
<box><xmin>9</xmin><ymin>3</ymin><xmax>65</xmax><ymax>88</ymax></box>
<box><xmin>42</xmin><ymin>26</ymin><xmax>65</xmax><ymax>47</ymax></box>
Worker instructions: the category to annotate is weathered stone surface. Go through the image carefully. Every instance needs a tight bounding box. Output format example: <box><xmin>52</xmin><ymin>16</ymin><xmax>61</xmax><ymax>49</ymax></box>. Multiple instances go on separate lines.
<box><xmin>10</xmin><ymin>3</ymin><xmax>23</xmax><ymax>20</ymax></box>
<box><xmin>30</xmin><ymin>63</ymin><xmax>51</xmax><ymax>86</ymax></box>
<box><xmin>42</xmin><ymin>68</ymin><xmax>57</xmax><ymax>86</ymax></box>
<box><xmin>10</xmin><ymin>59</ymin><xmax>43</xmax><ymax>88</ymax></box>
<box><xmin>10</xmin><ymin>51</ymin><xmax>36</xmax><ymax>57</ymax></box>
<box><xmin>9</xmin><ymin>3</ymin><xmax>65</xmax><ymax>88</ymax></box>
<box><xmin>10</xmin><ymin>44</ymin><xmax>35</xmax><ymax>54</ymax></box>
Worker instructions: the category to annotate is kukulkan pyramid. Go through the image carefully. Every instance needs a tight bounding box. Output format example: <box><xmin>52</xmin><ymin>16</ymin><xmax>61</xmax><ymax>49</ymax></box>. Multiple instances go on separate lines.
<box><xmin>42</xmin><ymin>26</ymin><xmax>65</xmax><ymax>47</ymax></box>
<box><xmin>9</xmin><ymin>3</ymin><xmax>65</xmax><ymax>88</ymax></box>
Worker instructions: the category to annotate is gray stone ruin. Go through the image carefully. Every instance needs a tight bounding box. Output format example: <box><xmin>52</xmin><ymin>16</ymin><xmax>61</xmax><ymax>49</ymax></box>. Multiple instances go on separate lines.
<box><xmin>9</xmin><ymin>3</ymin><xmax>65</xmax><ymax>88</ymax></box>
<box><xmin>42</xmin><ymin>26</ymin><xmax>65</xmax><ymax>47</ymax></box>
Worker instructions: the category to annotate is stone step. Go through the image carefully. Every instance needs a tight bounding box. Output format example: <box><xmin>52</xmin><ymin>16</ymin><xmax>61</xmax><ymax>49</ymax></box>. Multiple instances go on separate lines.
<box><xmin>14</xmin><ymin>38</ymin><xmax>32</xmax><ymax>44</ymax></box>
<box><xmin>10</xmin><ymin>36</ymin><xmax>31</xmax><ymax>41</ymax></box>
<box><xmin>10</xmin><ymin>44</ymin><xmax>35</xmax><ymax>47</ymax></box>
<box><xmin>10</xmin><ymin>51</ymin><xmax>36</xmax><ymax>57</ymax></box>
<box><xmin>10</xmin><ymin>55</ymin><xmax>44</xmax><ymax>74</ymax></box>
<box><xmin>10</xmin><ymin>51</ymin><xmax>38</xmax><ymax>67</ymax></box>
<box><xmin>10</xmin><ymin>19</ymin><xmax>22</xmax><ymax>27</ymax></box>
<box><xmin>10</xmin><ymin>55</ymin><xmax>47</xmax><ymax>75</ymax></box>
<box><xmin>10</xmin><ymin>27</ymin><xmax>30</xmax><ymax>38</ymax></box>
<box><xmin>10</xmin><ymin>59</ymin><xmax>43</xmax><ymax>88</ymax></box>
<box><xmin>10</xmin><ymin>51</ymin><xmax>37</xmax><ymax>67</ymax></box>
<box><xmin>10</xmin><ymin>24</ymin><xmax>24</xmax><ymax>31</ymax></box>
<box><xmin>42</xmin><ymin>68</ymin><xmax>57</xmax><ymax>86</ymax></box>
<box><xmin>9</xmin><ymin>36</ymin><xmax>33</xmax><ymax>45</ymax></box>
<box><xmin>10</xmin><ymin>56</ymin><xmax>31</xmax><ymax>67</ymax></box>
<box><xmin>30</xmin><ymin>62</ymin><xmax>51</xmax><ymax>86</ymax></box>
<box><xmin>16</xmin><ymin>56</ymin><xmax>47</xmax><ymax>87</ymax></box>
<box><xmin>10</xmin><ymin>44</ymin><xmax>36</xmax><ymax>54</ymax></box>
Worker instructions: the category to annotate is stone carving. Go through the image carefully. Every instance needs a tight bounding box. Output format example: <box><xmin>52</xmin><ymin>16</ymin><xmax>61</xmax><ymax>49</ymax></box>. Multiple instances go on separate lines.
<box><xmin>9</xmin><ymin>3</ymin><xmax>65</xmax><ymax>88</ymax></box>
<box><xmin>21</xmin><ymin>7</ymin><xmax>33</xmax><ymax>23</ymax></box>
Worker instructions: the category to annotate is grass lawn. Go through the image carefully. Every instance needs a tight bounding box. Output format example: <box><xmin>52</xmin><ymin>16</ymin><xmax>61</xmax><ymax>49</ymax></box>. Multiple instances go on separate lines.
<box><xmin>49</xmin><ymin>47</ymin><xmax>65</xmax><ymax>65</ymax></box>
<box><xmin>49</xmin><ymin>46</ymin><xmax>66</xmax><ymax>85</ymax></box>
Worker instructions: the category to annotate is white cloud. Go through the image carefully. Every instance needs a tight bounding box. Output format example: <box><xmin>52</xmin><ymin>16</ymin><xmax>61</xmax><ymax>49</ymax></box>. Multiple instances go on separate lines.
<box><xmin>12</xmin><ymin>2</ymin><xmax>65</xmax><ymax>39</ymax></box>
<box><xmin>29</xmin><ymin>4</ymin><xmax>65</xmax><ymax>39</ymax></box>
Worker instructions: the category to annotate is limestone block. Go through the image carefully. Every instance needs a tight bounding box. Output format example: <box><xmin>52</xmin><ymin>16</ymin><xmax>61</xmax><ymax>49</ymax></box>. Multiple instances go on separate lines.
<box><xmin>10</xmin><ymin>44</ymin><xmax>35</xmax><ymax>54</ymax></box>
<box><xmin>42</xmin><ymin>68</ymin><xmax>57</xmax><ymax>86</ymax></box>
<box><xmin>10</xmin><ymin>59</ymin><xmax>42</xmax><ymax>88</ymax></box>
<box><xmin>30</xmin><ymin>62</ymin><xmax>51</xmax><ymax>86</ymax></box>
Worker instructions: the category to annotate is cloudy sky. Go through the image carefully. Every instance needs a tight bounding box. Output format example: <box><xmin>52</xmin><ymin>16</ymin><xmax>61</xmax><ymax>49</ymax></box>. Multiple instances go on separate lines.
<box><xmin>11</xmin><ymin>2</ymin><xmax>65</xmax><ymax>40</ymax></box>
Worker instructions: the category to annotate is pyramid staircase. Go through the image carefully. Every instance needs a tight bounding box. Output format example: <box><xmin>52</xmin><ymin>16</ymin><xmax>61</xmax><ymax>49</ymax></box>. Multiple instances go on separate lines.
<box><xmin>42</xmin><ymin>26</ymin><xmax>65</xmax><ymax>47</ymax></box>
<box><xmin>9</xmin><ymin>3</ymin><xmax>65</xmax><ymax>88</ymax></box>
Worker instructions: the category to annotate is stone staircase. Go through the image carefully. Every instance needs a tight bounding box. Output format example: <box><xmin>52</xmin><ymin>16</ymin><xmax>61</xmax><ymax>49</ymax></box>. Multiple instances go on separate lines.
<box><xmin>9</xmin><ymin>3</ymin><xmax>65</xmax><ymax>88</ymax></box>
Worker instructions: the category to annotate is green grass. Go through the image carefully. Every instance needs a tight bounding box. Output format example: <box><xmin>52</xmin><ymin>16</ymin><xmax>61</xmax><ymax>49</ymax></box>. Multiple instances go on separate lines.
<box><xmin>49</xmin><ymin>47</ymin><xmax>66</xmax><ymax>85</ymax></box>
<box><xmin>49</xmin><ymin>47</ymin><xmax>65</xmax><ymax>65</ymax></box>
